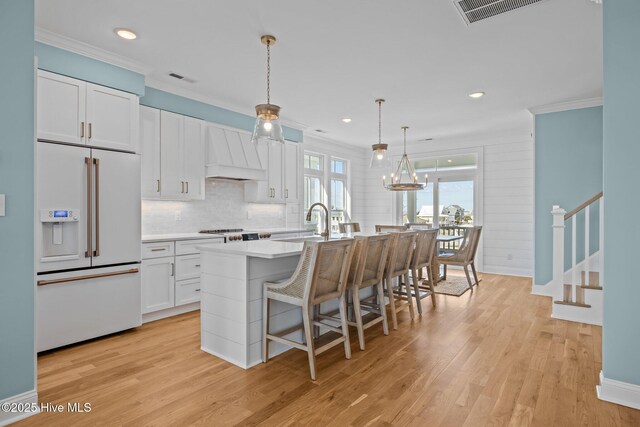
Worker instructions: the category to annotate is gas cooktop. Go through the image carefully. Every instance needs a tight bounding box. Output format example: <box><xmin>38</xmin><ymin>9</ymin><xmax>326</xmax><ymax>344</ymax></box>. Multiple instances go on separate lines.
<box><xmin>199</xmin><ymin>228</ymin><xmax>243</xmax><ymax>234</ymax></box>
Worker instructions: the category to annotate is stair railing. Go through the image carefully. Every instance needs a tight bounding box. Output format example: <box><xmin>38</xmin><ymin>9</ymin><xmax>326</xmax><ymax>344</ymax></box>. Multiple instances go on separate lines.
<box><xmin>551</xmin><ymin>192</ymin><xmax>603</xmax><ymax>307</ymax></box>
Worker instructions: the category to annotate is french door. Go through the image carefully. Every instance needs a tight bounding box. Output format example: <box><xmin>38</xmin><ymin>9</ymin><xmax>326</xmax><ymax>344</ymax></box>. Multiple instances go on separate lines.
<box><xmin>402</xmin><ymin>174</ymin><xmax>476</xmax><ymax>229</ymax></box>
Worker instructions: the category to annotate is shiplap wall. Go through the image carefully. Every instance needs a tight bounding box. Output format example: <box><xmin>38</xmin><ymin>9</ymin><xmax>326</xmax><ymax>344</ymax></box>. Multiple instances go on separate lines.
<box><xmin>361</xmin><ymin>134</ymin><xmax>534</xmax><ymax>277</ymax></box>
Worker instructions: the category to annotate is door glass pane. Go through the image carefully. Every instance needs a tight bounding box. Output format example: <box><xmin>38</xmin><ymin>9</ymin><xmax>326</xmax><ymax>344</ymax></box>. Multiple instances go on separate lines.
<box><xmin>403</xmin><ymin>183</ymin><xmax>434</xmax><ymax>225</ymax></box>
<box><xmin>438</xmin><ymin>180</ymin><xmax>474</xmax><ymax>226</ymax></box>
<box><xmin>330</xmin><ymin>179</ymin><xmax>345</xmax><ymax>233</ymax></box>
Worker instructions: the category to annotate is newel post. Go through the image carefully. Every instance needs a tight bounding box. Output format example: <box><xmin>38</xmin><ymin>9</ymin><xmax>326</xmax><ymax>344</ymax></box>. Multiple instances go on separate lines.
<box><xmin>551</xmin><ymin>205</ymin><xmax>566</xmax><ymax>291</ymax></box>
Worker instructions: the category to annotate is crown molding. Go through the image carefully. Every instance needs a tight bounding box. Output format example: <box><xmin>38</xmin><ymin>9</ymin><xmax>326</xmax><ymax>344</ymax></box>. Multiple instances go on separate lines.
<box><xmin>144</xmin><ymin>77</ymin><xmax>308</xmax><ymax>131</ymax></box>
<box><xmin>35</xmin><ymin>27</ymin><xmax>152</xmax><ymax>75</ymax></box>
<box><xmin>529</xmin><ymin>97</ymin><xmax>603</xmax><ymax>115</ymax></box>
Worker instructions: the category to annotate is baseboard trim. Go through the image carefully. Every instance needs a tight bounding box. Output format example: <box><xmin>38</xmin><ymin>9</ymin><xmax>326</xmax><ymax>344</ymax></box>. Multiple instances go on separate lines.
<box><xmin>597</xmin><ymin>371</ymin><xmax>640</xmax><ymax>410</ymax></box>
<box><xmin>142</xmin><ymin>302</ymin><xmax>200</xmax><ymax>324</ymax></box>
<box><xmin>0</xmin><ymin>390</ymin><xmax>39</xmax><ymax>426</ymax></box>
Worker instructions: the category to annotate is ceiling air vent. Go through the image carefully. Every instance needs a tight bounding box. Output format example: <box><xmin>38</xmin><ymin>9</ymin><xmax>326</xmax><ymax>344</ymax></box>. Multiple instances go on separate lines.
<box><xmin>168</xmin><ymin>72</ymin><xmax>197</xmax><ymax>83</ymax></box>
<box><xmin>454</xmin><ymin>0</ymin><xmax>546</xmax><ymax>25</ymax></box>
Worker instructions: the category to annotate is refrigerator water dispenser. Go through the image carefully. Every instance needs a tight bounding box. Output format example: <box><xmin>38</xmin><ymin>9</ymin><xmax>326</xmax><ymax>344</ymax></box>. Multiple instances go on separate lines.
<box><xmin>40</xmin><ymin>209</ymin><xmax>80</xmax><ymax>259</ymax></box>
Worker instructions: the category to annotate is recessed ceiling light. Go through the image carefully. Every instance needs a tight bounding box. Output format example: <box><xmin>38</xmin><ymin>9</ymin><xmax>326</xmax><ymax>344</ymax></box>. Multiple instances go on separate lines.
<box><xmin>115</xmin><ymin>28</ymin><xmax>137</xmax><ymax>40</ymax></box>
<box><xmin>341</xmin><ymin>118</ymin><xmax>352</xmax><ymax>123</ymax></box>
<box><xmin>447</xmin><ymin>159</ymin><xmax>453</xmax><ymax>163</ymax></box>
<box><xmin>468</xmin><ymin>91</ymin><xmax>485</xmax><ymax>99</ymax></box>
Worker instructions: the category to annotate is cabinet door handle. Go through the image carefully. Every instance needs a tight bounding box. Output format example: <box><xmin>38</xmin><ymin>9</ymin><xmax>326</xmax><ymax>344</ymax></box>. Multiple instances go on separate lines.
<box><xmin>195</xmin><ymin>264</ymin><xmax>201</xmax><ymax>267</ymax></box>
<box><xmin>181</xmin><ymin>181</ymin><xmax>184</xmax><ymax>193</ymax></box>
<box><xmin>157</xmin><ymin>179</ymin><xmax>161</xmax><ymax>193</ymax></box>
<box><xmin>285</xmin><ymin>189</ymin><xmax>289</xmax><ymax>198</ymax></box>
<box><xmin>81</xmin><ymin>122</ymin><xmax>85</xmax><ymax>138</ymax></box>
<box><xmin>186</xmin><ymin>181</ymin><xmax>189</xmax><ymax>194</ymax></box>
<box><xmin>88</xmin><ymin>123</ymin><xmax>92</xmax><ymax>139</ymax></box>
<box><xmin>195</xmin><ymin>289</ymin><xmax>201</xmax><ymax>292</ymax></box>
<box><xmin>151</xmin><ymin>248</ymin><xmax>166</xmax><ymax>252</ymax></box>
<box><xmin>170</xmin><ymin>263</ymin><xmax>175</xmax><ymax>277</ymax></box>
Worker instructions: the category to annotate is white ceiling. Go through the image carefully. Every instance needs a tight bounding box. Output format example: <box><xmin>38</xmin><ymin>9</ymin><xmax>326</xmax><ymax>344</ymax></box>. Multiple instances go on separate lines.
<box><xmin>35</xmin><ymin>0</ymin><xmax>603</xmax><ymax>147</ymax></box>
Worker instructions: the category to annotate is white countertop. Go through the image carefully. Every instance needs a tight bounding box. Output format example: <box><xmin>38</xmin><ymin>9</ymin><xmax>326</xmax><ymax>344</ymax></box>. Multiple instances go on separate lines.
<box><xmin>141</xmin><ymin>233</ymin><xmax>224</xmax><ymax>243</ymax></box>
<box><xmin>198</xmin><ymin>240</ymin><xmax>305</xmax><ymax>259</ymax></box>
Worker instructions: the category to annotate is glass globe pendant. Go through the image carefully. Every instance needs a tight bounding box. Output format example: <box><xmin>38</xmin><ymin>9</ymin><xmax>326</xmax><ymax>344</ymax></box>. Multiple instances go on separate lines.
<box><xmin>251</xmin><ymin>35</ymin><xmax>285</xmax><ymax>145</ymax></box>
<box><xmin>369</xmin><ymin>99</ymin><xmax>390</xmax><ymax>169</ymax></box>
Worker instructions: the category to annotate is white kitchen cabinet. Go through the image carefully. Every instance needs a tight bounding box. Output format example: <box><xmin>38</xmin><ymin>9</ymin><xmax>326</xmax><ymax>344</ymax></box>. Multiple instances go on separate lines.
<box><xmin>141</xmin><ymin>237</ymin><xmax>222</xmax><ymax>320</ymax></box>
<box><xmin>284</xmin><ymin>142</ymin><xmax>301</xmax><ymax>203</ymax></box>
<box><xmin>86</xmin><ymin>83</ymin><xmax>139</xmax><ymax>152</ymax></box>
<box><xmin>141</xmin><ymin>109</ymin><xmax>205</xmax><ymax>200</ymax></box>
<box><xmin>37</xmin><ymin>70</ymin><xmax>86</xmax><ymax>145</ymax></box>
<box><xmin>160</xmin><ymin>110</ymin><xmax>184</xmax><ymax>199</ymax></box>
<box><xmin>141</xmin><ymin>257</ymin><xmax>175</xmax><ymax>314</ymax></box>
<box><xmin>140</xmin><ymin>106</ymin><xmax>161</xmax><ymax>198</ymax></box>
<box><xmin>182</xmin><ymin>116</ymin><xmax>205</xmax><ymax>200</ymax></box>
<box><xmin>245</xmin><ymin>142</ymin><xmax>292</xmax><ymax>204</ymax></box>
<box><xmin>36</xmin><ymin>70</ymin><xmax>139</xmax><ymax>153</ymax></box>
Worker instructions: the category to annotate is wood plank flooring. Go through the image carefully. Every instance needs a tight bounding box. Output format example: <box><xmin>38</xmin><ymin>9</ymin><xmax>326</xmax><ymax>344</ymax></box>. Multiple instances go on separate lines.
<box><xmin>17</xmin><ymin>273</ymin><xmax>640</xmax><ymax>426</ymax></box>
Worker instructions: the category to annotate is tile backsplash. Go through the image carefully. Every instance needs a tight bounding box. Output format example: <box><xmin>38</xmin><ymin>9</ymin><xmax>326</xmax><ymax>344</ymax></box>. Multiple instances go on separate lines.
<box><xmin>142</xmin><ymin>180</ymin><xmax>288</xmax><ymax>235</ymax></box>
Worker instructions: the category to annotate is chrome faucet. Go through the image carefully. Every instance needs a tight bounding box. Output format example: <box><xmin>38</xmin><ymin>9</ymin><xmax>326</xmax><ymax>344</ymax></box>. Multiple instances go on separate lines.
<box><xmin>306</xmin><ymin>202</ymin><xmax>330</xmax><ymax>241</ymax></box>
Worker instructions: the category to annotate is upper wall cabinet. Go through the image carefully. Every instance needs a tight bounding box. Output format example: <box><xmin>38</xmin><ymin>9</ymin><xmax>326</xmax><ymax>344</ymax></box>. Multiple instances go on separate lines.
<box><xmin>140</xmin><ymin>107</ymin><xmax>205</xmax><ymax>201</ymax></box>
<box><xmin>244</xmin><ymin>141</ymin><xmax>301</xmax><ymax>204</ymax></box>
<box><xmin>37</xmin><ymin>70</ymin><xmax>139</xmax><ymax>153</ymax></box>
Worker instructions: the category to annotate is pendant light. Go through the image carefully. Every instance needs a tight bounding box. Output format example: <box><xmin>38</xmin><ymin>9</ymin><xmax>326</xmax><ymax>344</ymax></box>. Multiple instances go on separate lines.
<box><xmin>251</xmin><ymin>35</ymin><xmax>285</xmax><ymax>145</ymax></box>
<box><xmin>370</xmin><ymin>99</ymin><xmax>390</xmax><ymax>169</ymax></box>
<box><xmin>383</xmin><ymin>126</ymin><xmax>427</xmax><ymax>191</ymax></box>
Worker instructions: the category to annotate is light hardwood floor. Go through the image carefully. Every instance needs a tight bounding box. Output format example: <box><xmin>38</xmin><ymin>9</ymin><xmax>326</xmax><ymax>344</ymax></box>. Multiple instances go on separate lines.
<box><xmin>18</xmin><ymin>273</ymin><xmax>640</xmax><ymax>426</ymax></box>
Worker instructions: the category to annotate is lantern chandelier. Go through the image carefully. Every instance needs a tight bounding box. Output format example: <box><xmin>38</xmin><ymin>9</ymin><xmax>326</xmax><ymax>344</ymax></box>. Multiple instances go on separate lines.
<box><xmin>251</xmin><ymin>35</ymin><xmax>285</xmax><ymax>145</ymax></box>
<box><xmin>382</xmin><ymin>126</ymin><xmax>428</xmax><ymax>191</ymax></box>
<box><xmin>369</xmin><ymin>99</ymin><xmax>389</xmax><ymax>169</ymax></box>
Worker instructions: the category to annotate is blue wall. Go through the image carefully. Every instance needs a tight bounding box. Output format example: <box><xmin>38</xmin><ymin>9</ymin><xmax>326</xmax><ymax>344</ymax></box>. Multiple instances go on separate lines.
<box><xmin>602</xmin><ymin>0</ymin><xmax>640</xmax><ymax>386</ymax></box>
<box><xmin>534</xmin><ymin>106</ymin><xmax>603</xmax><ymax>286</ymax></box>
<box><xmin>141</xmin><ymin>87</ymin><xmax>303</xmax><ymax>143</ymax></box>
<box><xmin>36</xmin><ymin>42</ymin><xmax>145</xmax><ymax>96</ymax></box>
<box><xmin>0</xmin><ymin>0</ymin><xmax>35</xmax><ymax>400</ymax></box>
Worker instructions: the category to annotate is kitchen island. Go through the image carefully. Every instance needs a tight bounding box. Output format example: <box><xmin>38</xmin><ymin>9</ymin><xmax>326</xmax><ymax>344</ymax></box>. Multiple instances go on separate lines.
<box><xmin>198</xmin><ymin>240</ymin><xmax>306</xmax><ymax>369</ymax></box>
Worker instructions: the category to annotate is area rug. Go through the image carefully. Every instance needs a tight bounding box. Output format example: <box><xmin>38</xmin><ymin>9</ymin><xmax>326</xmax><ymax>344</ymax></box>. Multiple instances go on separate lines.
<box><xmin>433</xmin><ymin>276</ymin><xmax>474</xmax><ymax>297</ymax></box>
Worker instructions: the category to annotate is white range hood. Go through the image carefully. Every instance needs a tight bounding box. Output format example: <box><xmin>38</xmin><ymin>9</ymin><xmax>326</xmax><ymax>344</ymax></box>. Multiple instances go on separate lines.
<box><xmin>205</xmin><ymin>125</ymin><xmax>267</xmax><ymax>181</ymax></box>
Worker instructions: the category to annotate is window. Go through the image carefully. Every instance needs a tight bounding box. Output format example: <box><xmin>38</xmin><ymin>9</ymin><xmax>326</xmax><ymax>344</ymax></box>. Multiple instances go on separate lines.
<box><xmin>329</xmin><ymin>157</ymin><xmax>348</xmax><ymax>233</ymax></box>
<box><xmin>303</xmin><ymin>152</ymin><xmax>350</xmax><ymax>234</ymax></box>
<box><xmin>304</xmin><ymin>153</ymin><xmax>324</xmax><ymax>228</ymax></box>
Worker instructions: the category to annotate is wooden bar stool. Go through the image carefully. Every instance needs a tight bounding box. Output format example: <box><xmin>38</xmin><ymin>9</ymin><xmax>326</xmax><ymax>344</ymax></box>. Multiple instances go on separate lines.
<box><xmin>383</xmin><ymin>231</ymin><xmax>418</xmax><ymax>329</ymax></box>
<box><xmin>338</xmin><ymin>222</ymin><xmax>361</xmax><ymax>234</ymax></box>
<box><xmin>375</xmin><ymin>224</ymin><xmax>408</xmax><ymax>233</ymax></box>
<box><xmin>345</xmin><ymin>234</ymin><xmax>392</xmax><ymax>350</ymax></box>
<box><xmin>262</xmin><ymin>239</ymin><xmax>355</xmax><ymax>381</ymax></box>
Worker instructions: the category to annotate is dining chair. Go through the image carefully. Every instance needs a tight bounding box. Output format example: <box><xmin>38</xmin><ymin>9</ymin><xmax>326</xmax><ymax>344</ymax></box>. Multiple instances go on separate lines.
<box><xmin>383</xmin><ymin>231</ymin><xmax>418</xmax><ymax>329</ymax></box>
<box><xmin>436</xmin><ymin>226</ymin><xmax>482</xmax><ymax>290</ymax></box>
<box><xmin>345</xmin><ymin>234</ymin><xmax>392</xmax><ymax>350</ymax></box>
<box><xmin>375</xmin><ymin>224</ymin><xmax>408</xmax><ymax>233</ymax></box>
<box><xmin>339</xmin><ymin>222</ymin><xmax>361</xmax><ymax>234</ymax></box>
<box><xmin>262</xmin><ymin>239</ymin><xmax>355</xmax><ymax>380</ymax></box>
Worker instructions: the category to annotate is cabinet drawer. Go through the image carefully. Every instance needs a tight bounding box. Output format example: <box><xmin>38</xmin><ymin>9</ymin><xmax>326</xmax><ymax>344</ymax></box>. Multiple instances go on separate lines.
<box><xmin>175</xmin><ymin>238</ymin><xmax>223</xmax><ymax>256</ymax></box>
<box><xmin>175</xmin><ymin>278</ymin><xmax>201</xmax><ymax>306</ymax></box>
<box><xmin>142</xmin><ymin>242</ymin><xmax>175</xmax><ymax>259</ymax></box>
<box><xmin>175</xmin><ymin>254</ymin><xmax>201</xmax><ymax>281</ymax></box>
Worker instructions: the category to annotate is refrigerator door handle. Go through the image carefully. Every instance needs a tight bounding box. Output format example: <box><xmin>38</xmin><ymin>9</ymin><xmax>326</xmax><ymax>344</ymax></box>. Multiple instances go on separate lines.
<box><xmin>37</xmin><ymin>268</ymin><xmax>139</xmax><ymax>286</ymax></box>
<box><xmin>84</xmin><ymin>157</ymin><xmax>92</xmax><ymax>258</ymax></box>
<box><xmin>93</xmin><ymin>158</ymin><xmax>100</xmax><ymax>257</ymax></box>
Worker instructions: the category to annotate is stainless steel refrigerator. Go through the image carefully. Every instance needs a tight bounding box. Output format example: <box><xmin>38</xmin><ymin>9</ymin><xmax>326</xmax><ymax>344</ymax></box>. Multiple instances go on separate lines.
<box><xmin>36</xmin><ymin>141</ymin><xmax>141</xmax><ymax>352</ymax></box>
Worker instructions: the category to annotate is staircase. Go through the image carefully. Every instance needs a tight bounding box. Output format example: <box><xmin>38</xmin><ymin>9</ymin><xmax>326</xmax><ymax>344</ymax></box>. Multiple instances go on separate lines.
<box><xmin>535</xmin><ymin>192</ymin><xmax>604</xmax><ymax>326</ymax></box>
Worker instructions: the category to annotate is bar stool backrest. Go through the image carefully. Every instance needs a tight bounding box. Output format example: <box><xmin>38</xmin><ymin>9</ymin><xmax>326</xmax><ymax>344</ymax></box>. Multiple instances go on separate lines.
<box><xmin>406</xmin><ymin>223</ymin><xmax>433</xmax><ymax>230</ymax></box>
<box><xmin>308</xmin><ymin>239</ymin><xmax>355</xmax><ymax>305</ymax></box>
<box><xmin>389</xmin><ymin>231</ymin><xmax>418</xmax><ymax>278</ymax></box>
<box><xmin>353</xmin><ymin>234</ymin><xmax>392</xmax><ymax>289</ymax></box>
<box><xmin>412</xmin><ymin>229</ymin><xmax>438</xmax><ymax>270</ymax></box>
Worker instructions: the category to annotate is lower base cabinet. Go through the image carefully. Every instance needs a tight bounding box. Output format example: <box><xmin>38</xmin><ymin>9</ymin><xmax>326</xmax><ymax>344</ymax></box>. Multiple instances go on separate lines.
<box><xmin>141</xmin><ymin>256</ymin><xmax>175</xmax><ymax>314</ymax></box>
<box><xmin>141</xmin><ymin>238</ymin><xmax>222</xmax><ymax>319</ymax></box>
